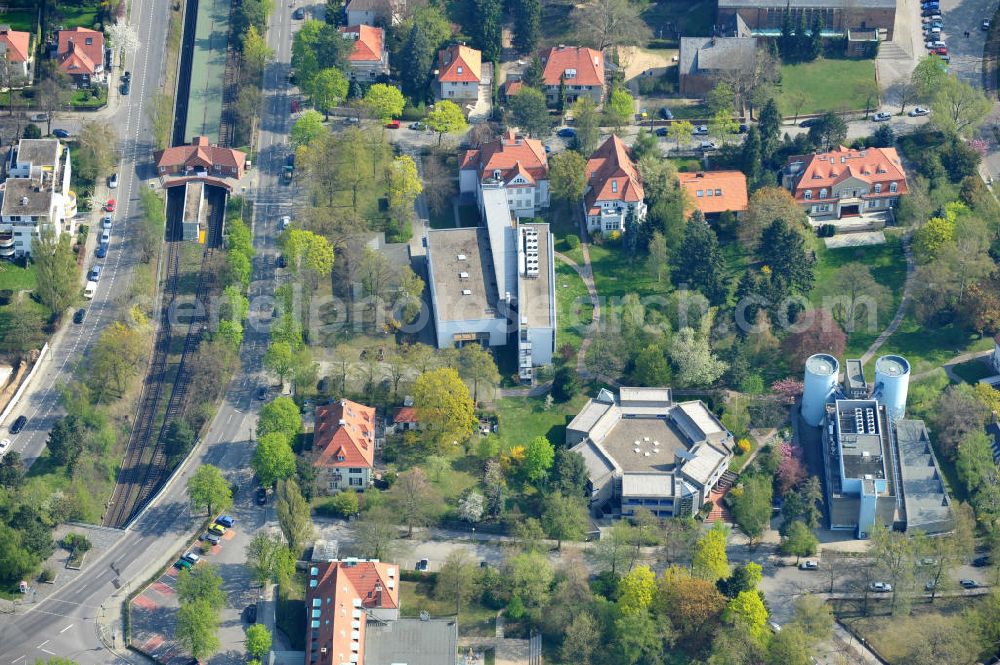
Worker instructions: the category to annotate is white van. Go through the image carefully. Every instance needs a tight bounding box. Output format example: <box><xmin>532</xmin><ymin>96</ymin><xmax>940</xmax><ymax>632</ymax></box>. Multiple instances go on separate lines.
<box><xmin>83</xmin><ymin>281</ymin><xmax>97</xmax><ymax>299</ymax></box>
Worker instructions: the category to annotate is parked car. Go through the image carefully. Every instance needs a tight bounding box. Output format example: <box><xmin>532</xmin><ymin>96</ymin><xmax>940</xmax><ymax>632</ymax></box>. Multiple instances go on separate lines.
<box><xmin>869</xmin><ymin>582</ymin><xmax>893</xmax><ymax>592</ymax></box>
<box><xmin>96</xmin><ymin>243</ymin><xmax>108</xmax><ymax>258</ymax></box>
<box><xmin>872</xmin><ymin>112</ymin><xmax>891</xmax><ymax>122</ymax></box>
<box><xmin>174</xmin><ymin>558</ymin><xmax>193</xmax><ymax>570</ymax></box>
<box><xmin>280</xmin><ymin>215</ymin><xmax>291</xmax><ymax>231</ymax></box>
<box><xmin>922</xmin><ymin>19</ymin><xmax>943</xmax><ymax>28</ymax></box>
<box><xmin>182</xmin><ymin>551</ymin><xmax>201</xmax><ymax>564</ymax></box>
<box><xmin>924</xmin><ymin>580</ymin><xmax>937</xmax><ymax>590</ymax></box>
<box><xmin>699</xmin><ymin>141</ymin><xmax>718</xmax><ymax>150</ymax></box>
<box><xmin>921</xmin><ymin>8</ymin><xmax>940</xmax><ymax>17</ymax></box>
<box><xmin>104</xmin><ymin>199</ymin><xmax>116</xmax><ymax>212</ymax></box>
<box><xmin>385</xmin><ymin>120</ymin><xmax>401</xmax><ymax>129</ymax></box>
<box><xmin>415</xmin><ymin>559</ymin><xmax>429</xmax><ymax>571</ymax></box>
<box><xmin>737</xmin><ymin>123</ymin><xmax>748</xmax><ymax>133</ymax></box>
<box><xmin>101</xmin><ymin>229</ymin><xmax>111</xmax><ymax>245</ymax></box>
<box><xmin>932</xmin><ymin>46</ymin><xmax>948</xmax><ymax>55</ymax></box>
<box><xmin>203</xmin><ymin>532</ymin><xmax>221</xmax><ymax>545</ymax></box>
<box><xmin>108</xmin><ymin>173</ymin><xmax>119</xmax><ymax>190</ymax></box>
<box><xmin>276</xmin><ymin>255</ymin><xmax>287</xmax><ymax>268</ymax></box>
<box><xmin>88</xmin><ymin>265</ymin><xmax>103</xmax><ymax>282</ymax></box>
<box><xmin>0</xmin><ymin>439</ymin><xmax>10</xmax><ymax>456</ymax></box>
<box><xmin>960</xmin><ymin>579</ymin><xmax>979</xmax><ymax>588</ymax></box>
<box><xmin>557</xmin><ymin>127</ymin><xmax>577</xmax><ymax>138</ymax></box>
<box><xmin>984</xmin><ymin>18</ymin><xmax>992</xmax><ymax>30</ymax></box>
<box><xmin>799</xmin><ymin>560</ymin><xmax>819</xmax><ymax>570</ymax></box>
<box><xmin>924</xmin><ymin>26</ymin><xmax>942</xmax><ymax>36</ymax></box>
<box><xmin>256</xmin><ymin>386</ymin><xmax>268</xmax><ymax>400</ymax></box>
<box><xmin>10</xmin><ymin>415</ymin><xmax>27</xmax><ymax>434</ymax></box>
<box><xmin>53</xmin><ymin>129</ymin><xmax>71</xmax><ymax>139</ymax></box>
<box><xmin>84</xmin><ymin>281</ymin><xmax>97</xmax><ymax>300</ymax></box>
<box><xmin>919</xmin><ymin>557</ymin><xmax>938</xmax><ymax>566</ymax></box>
<box><xmin>292</xmin><ymin>6</ymin><xmax>305</xmax><ymax>19</ymax></box>
<box><xmin>208</xmin><ymin>523</ymin><xmax>227</xmax><ymax>536</ymax></box>
<box><xmin>925</xmin><ymin>40</ymin><xmax>946</xmax><ymax>49</ymax></box>
<box><xmin>122</xmin><ymin>70</ymin><xmax>131</xmax><ymax>81</ymax></box>
<box><xmin>216</xmin><ymin>515</ymin><xmax>236</xmax><ymax>528</ymax></box>
<box><xmin>655</xmin><ymin>126</ymin><xmax>668</xmax><ymax>137</ymax></box>
<box><xmin>658</xmin><ymin>107</ymin><xmax>673</xmax><ymax>120</ymax></box>
<box><xmin>799</xmin><ymin>118</ymin><xmax>820</xmax><ymax>128</ymax></box>
<box><xmin>120</xmin><ymin>80</ymin><xmax>130</xmax><ymax>96</ymax></box>
<box><xmin>692</xmin><ymin>124</ymin><xmax>709</xmax><ymax>135</ymax></box>
<box><xmin>909</xmin><ymin>106</ymin><xmax>930</xmax><ymax>116</ymax></box>
<box><xmin>245</xmin><ymin>604</ymin><xmax>258</xmax><ymax>624</ymax></box>
<box><xmin>408</xmin><ymin>121</ymin><xmax>426</xmax><ymax>130</ymax></box>
<box><xmin>255</xmin><ymin>487</ymin><xmax>268</xmax><ymax>505</ymax></box>
<box><xmin>973</xmin><ymin>555</ymin><xmax>992</xmax><ymax>567</ymax></box>
<box><xmin>73</xmin><ymin>308</ymin><xmax>86</xmax><ymax>324</ymax></box>
<box><xmin>768</xmin><ymin>621</ymin><xmax>781</xmax><ymax>633</ymax></box>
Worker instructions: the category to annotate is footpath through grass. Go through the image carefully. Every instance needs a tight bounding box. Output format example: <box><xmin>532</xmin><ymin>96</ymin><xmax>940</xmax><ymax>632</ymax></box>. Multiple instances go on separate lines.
<box><xmin>554</xmin><ymin>260</ymin><xmax>593</xmax><ymax>352</ymax></box>
<box><xmin>777</xmin><ymin>58</ymin><xmax>877</xmax><ymax>116</ymax></box>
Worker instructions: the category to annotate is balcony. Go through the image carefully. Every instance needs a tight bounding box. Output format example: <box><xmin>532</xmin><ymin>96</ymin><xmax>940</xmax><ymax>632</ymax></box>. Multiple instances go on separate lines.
<box><xmin>0</xmin><ymin>232</ymin><xmax>13</xmax><ymax>258</ymax></box>
<box><xmin>64</xmin><ymin>190</ymin><xmax>78</xmax><ymax>219</ymax></box>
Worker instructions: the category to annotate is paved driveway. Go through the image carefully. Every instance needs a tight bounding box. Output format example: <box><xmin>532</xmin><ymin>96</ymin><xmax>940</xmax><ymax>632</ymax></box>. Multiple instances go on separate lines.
<box><xmin>936</xmin><ymin>0</ymin><xmax>998</xmax><ymax>86</ymax></box>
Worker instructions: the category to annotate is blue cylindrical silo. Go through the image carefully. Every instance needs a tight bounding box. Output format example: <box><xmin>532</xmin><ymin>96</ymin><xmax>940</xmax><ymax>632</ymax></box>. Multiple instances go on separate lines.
<box><xmin>802</xmin><ymin>354</ymin><xmax>839</xmax><ymax>427</ymax></box>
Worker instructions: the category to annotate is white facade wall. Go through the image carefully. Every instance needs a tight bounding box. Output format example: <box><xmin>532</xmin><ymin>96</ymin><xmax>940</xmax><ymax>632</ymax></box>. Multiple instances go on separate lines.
<box><xmin>438</xmin><ymin>80</ymin><xmax>479</xmax><ymax>100</ymax></box>
<box><xmin>433</xmin><ymin>316</ymin><xmax>508</xmax><ymax>350</ymax></box>
<box><xmin>459</xmin><ymin>168</ymin><xmax>479</xmax><ymax>194</ymax></box>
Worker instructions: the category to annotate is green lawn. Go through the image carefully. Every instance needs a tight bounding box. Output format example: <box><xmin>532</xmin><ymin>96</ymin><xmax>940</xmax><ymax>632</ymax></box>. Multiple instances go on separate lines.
<box><xmin>554</xmin><ymin>260</ymin><xmax>593</xmax><ymax>352</ymax></box>
<box><xmin>810</xmin><ymin>234</ymin><xmax>907</xmax><ymax>357</ymax></box>
<box><xmin>668</xmin><ymin>102</ymin><xmax>711</xmax><ymax>120</ymax></box>
<box><xmin>429</xmin><ymin>205</ymin><xmax>455</xmax><ymax>229</ymax></box>
<box><xmin>877</xmin><ymin>319</ymin><xmax>995</xmax><ymax>376</ymax></box>
<box><xmin>276</xmin><ymin>573</ymin><xmax>307</xmax><ymax>650</ymax></box>
<box><xmin>777</xmin><ymin>58</ymin><xmax>877</xmax><ymax>116</ymax></box>
<box><xmin>669</xmin><ymin>157</ymin><xmax>704</xmax><ymax>173</ymax></box>
<box><xmin>0</xmin><ymin>262</ymin><xmax>37</xmax><ymax>292</ymax></box>
<box><xmin>586</xmin><ymin>243</ymin><xmax>666</xmax><ymax>303</ymax></box>
<box><xmin>53</xmin><ymin>3</ymin><xmax>100</xmax><ymax>29</ymax></box>
<box><xmin>457</xmin><ymin>204</ymin><xmax>480</xmax><ymax>228</ymax></box>
<box><xmin>0</xmin><ymin>7</ymin><xmax>36</xmax><ymax>32</ymax></box>
<box><xmin>951</xmin><ymin>357</ymin><xmax>995</xmax><ymax>384</ymax></box>
<box><xmin>70</xmin><ymin>86</ymin><xmax>107</xmax><ymax>109</ymax></box>
<box><xmin>495</xmin><ymin>393</ymin><xmax>590</xmax><ymax>450</ymax></box>
<box><xmin>641</xmin><ymin>0</ymin><xmax>715</xmax><ymax>39</ymax></box>
<box><xmin>399</xmin><ymin>579</ymin><xmax>497</xmax><ymax>637</ymax></box>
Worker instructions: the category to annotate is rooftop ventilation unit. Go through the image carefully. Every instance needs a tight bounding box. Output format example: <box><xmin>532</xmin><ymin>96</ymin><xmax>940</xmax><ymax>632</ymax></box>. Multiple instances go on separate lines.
<box><xmin>457</xmin><ymin>254</ymin><xmax>467</xmax><ymax>261</ymax></box>
<box><xmin>458</xmin><ymin>271</ymin><xmax>469</xmax><ymax>279</ymax></box>
<box><xmin>461</xmin><ymin>289</ymin><xmax>472</xmax><ymax>295</ymax></box>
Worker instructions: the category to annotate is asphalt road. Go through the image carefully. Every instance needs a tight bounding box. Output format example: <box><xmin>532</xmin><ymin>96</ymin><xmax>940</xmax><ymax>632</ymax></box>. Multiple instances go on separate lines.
<box><xmin>0</xmin><ymin>2</ymin><xmax>171</xmax><ymax>467</ymax></box>
<box><xmin>0</xmin><ymin>1</ymin><xmax>301</xmax><ymax>662</ymax></box>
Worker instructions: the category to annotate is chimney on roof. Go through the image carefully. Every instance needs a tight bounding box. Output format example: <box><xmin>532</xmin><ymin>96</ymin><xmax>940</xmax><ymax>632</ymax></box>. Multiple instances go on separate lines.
<box><xmin>374</xmin><ymin>583</ymin><xmax>382</xmax><ymax>606</ymax></box>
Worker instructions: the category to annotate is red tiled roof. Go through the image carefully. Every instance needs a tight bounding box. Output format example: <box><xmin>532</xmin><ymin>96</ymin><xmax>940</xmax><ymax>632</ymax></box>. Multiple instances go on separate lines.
<box><xmin>503</xmin><ymin>80</ymin><xmax>524</xmax><ymax>98</ymax></box>
<box><xmin>437</xmin><ymin>44</ymin><xmax>481</xmax><ymax>83</ymax></box>
<box><xmin>307</xmin><ymin>560</ymin><xmax>401</xmax><ymax>665</ymax></box>
<box><xmin>154</xmin><ymin>136</ymin><xmax>246</xmax><ymax>174</ymax></box>
<box><xmin>462</xmin><ymin>129</ymin><xmax>548</xmax><ymax>185</ymax></box>
<box><xmin>541</xmin><ymin>46</ymin><xmax>604</xmax><ymax>87</ymax></box>
<box><xmin>339</xmin><ymin>24</ymin><xmax>384</xmax><ymax>63</ymax></box>
<box><xmin>393</xmin><ymin>406</ymin><xmax>418</xmax><ymax>423</ymax></box>
<box><xmin>585</xmin><ymin>135</ymin><xmax>643</xmax><ymax>211</ymax></box>
<box><xmin>677</xmin><ymin>170</ymin><xmax>749</xmax><ymax>215</ymax></box>
<box><xmin>57</xmin><ymin>28</ymin><xmax>103</xmax><ymax>76</ymax></box>
<box><xmin>313</xmin><ymin>399</ymin><xmax>376</xmax><ymax>469</ymax></box>
<box><xmin>787</xmin><ymin>145</ymin><xmax>908</xmax><ymax>203</ymax></box>
<box><xmin>0</xmin><ymin>28</ymin><xmax>30</xmax><ymax>63</ymax></box>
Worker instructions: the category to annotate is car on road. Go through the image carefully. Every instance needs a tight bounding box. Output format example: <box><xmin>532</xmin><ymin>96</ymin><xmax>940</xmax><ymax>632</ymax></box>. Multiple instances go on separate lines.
<box><xmin>84</xmin><ymin>280</ymin><xmax>97</xmax><ymax>299</ymax></box>
<box><xmin>919</xmin><ymin>557</ymin><xmax>938</xmax><ymax>566</ymax></box>
<box><xmin>256</xmin><ymin>386</ymin><xmax>268</xmax><ymax>400</ymax></box>
<box><xmin>96</xmin><ymin>243</ymin><xmax>108</xmax><ymax>258</ymax></box>
<box><xmin>932</xmin><ymin>46</ymin><xmax>948</xmax><ymax>55</ymax></box>
<box><xmin>909</xmin><ymin>106</ymin><xmax>930</xmax><ymax>117</ymax></box>
<box><xmin>292</xmin><ymin>6</ymin><xmax>305</xmax><ymax>19</ymax></box>
<box><xmin>699</xmin><ymin>141</ymin><xmax>718</xmax><ymax>150</ymax></box>
<box><xmin>245</xmin><ymin>604</ymin><xmax>258</xmax><ymax>624</ymax></box>
<box><xmin>973</xmin><ymin>555</ymin><xmax>992</xmax><ymax>567</ymax></box>
<box><xmin>216</xmin><ymin>515</ymin><xmax>235</xmax><ymax>528</ymax></box>
<box><xmin>88</xmin><ymin>265</ymin><xmax>103</xmax><ymax>282</ymax></box>
<box><xmin>872</xmin><ymin>112</ymin><xmax>891</xmax><ymax>122</ymax></box>
<box><xmin>101</xmin><ymin>229</ymin><xmax>111</xmax><ymax>245</ymax></box>
<box><xmin>557</xmin><ymin>127</ymin><xmax>577</xmax><ymax>138</ymax></box>
<box><xmin>984</xmin><ymin>18</ymin><xmax>992</xmax><ymax>30</ymax></box>
<box><xmin>416</xmin><ymin>558</ymin><xmax>429</xmax><ymax>571</ymax></box>
<box><xmin>104</xmin><ymin>199</ymin><xmax>116</xmax><ymax>212</ymax></box>
<box><xmin>923</xmin><ymin>19</ymin><xmax>942</xmax><ymax>28</ymax></box>
<box><xmin>280</xmin><ymin>215</ymin><xmax>291</xmax><ymax>231</ymax></box>
<box><xmin>276</xmin><ymin>255</ymin><xmax>287</xmax><ymax>268</ymax></box>
<box><xmin>0</xmin><ymin>439</ymin><xmax>10</xmax><ymax>457</ymax></box>
<box><xmin>102</xmin><ymin>215</ymin><xmax>113</xmax><ymax>229</ymax></box>
<box><xmin>30</xmin><ymin>112</ymin><xmax>48</xmax><ymax>122</ymax></box>
<box><xmin>768</xmin><ymin>621</ymin><xmax>781</xmax><ymax>633</ymax></box>
<box><xmin>869</xmin><ymin>582</ymin><xmax>893</xmax><ymax>592</ymax></box>
<box><xmin>10</xmin><ymin>415</ymin><xmax>27</xmax><ymax>434</ymax></box>
<box><xmin>120</xmin><ymin>80</ymin><xmax>130</xmax><ymax>96</ymax></box>
<box><xmin>73</xmin><ymin>308</ymin><xmax>86</xmax><ymax>324</ymax></box>
<box><xmin>408</xmin><ymin>121</ymin><xmax>426</xmax><ymax>130</ymax></box>
<box><xmin>256</xmin><ymin>487</ymin><xmax>268</xmax><ymax>505</ymax></box>
<box><xmin>174</xmin><ymin>558</ymin><xmax>193</xmax><ymax>570</ymax></box>
<box><xmin>53</xmin><ymin>128</ymin><xmax>71</xmax><ymax>139</ymax></box>
<box><xmin>799</xmin><ymin>118</ymin><xmax>820</xmax><ymax>128</ymax></box>
<box><xmin>655</xmin><ymin>126</ymin><xmax>668</xmax><ymax>137</ymax></box>
<box><xmin>182</xmin><ymin>551</ymin><xmax>201</xmax><ymax>564</ymax></box>
<box><xmin>208</xmin><ymin>523</ymin><xmax>227</xmax><ymax>536</ymax></box>
<box><xmin>203</xmin><ymin>532</ymin><xmax>221</xmax><ymax>545</ymax></box>
<box><xmin>692</xmin><ymin>124</ymin><xmax>709</xmax><ymax>135</ymax></box>
<box><xmin>385</xmin><ymin>120</ymin><xmax>401</xmax><ymax>129</ymax></box>
<box><xmin>960</xmin><ymin>579</ymin><xmax>979</xmax><ymax>588</ymax></box>
<box><xmin>108</xmin><ymin>173</ymin><xmax>119</xmax><ymax>189</ymax></box>
<box><xmin>799</xmin><ymin>560</ymin><xmax>819</xmax><ymax>570</ymax></box>
<box><xmin>658</xmin><ymin>107</ymin><xmax>673</xmax><ymax>120</ymax></box>
<box><xmin>925</xmin><ymin>40</ymin><xmax>946</xmax><ymax>49</ymax></box>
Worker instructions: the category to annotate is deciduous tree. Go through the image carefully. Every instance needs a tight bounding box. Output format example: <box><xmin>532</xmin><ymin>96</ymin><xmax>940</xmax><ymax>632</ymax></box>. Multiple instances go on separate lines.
<box><xmin>276</xmin><ymin>477</ymin><xmax>313</xmax><ymax>553</ymax></box>
<box><xmin>33</xmin><ymin>232</ymin><xmax>78</xmax><ymax>317</ymax></box>
<box><xmin>253</xmin><ymin>433</ymin><xmax>296</xmax><ymax>488</ymax></box>
<box><xmin>426</xmin><ymin>100</ymin><xmax>468</xmax><ymax>146</ymax></box>
<box><xmin>363</xmin><ymin>83</ymin><xmax>405</xmax><ymax>122</ymax></box>
<box><xmin>186</xmin><ymin>465</ymin><xmax>233</xmax><ymax>516</ymax></box>
<box><xmin>540</xmin><ymin>492</ymin><xmax>589</xmax><ymax>549</ymax></box>
<box><xmin>604</xmin><ymin>87</ymin><xmax>635</xmax><ymax>131</ymax></box>
<box><xmin>434</xmin><ymin>550</ymin><xmax>478</xmax><ymax>617</ymax></box>
<box><xmin>571</xmin><ymin>0</ymin><xmax>651</xmax><ymax>50</ymax></box>
<box><xmin>548</xmin><ymin>150</ymin><xmax>588</xmax><ymax>203</ymax></box>
<box><xmin>931</xmin><ymin>75</ymin><xmax>992</xmax><ymax>136</ymax></box>
<box><xmin>388</xmin><ymin>468</ymin><xmax>441</xmax><ymax>536</ymax></box>
<box><xmin>780</xmin><ymin>520</ymin><xmax>818</xmax><ymax>562</ymax></box>
<box><xmin>291</xmin><ymin>110</ymin><xmax>326</xmax><ymax>147</ymax></box>
<box><xmin>669</xmin><ymin>327</ymin><xmax>727</xmax><ymax>387</ymax></box>
<box><xmin>413</xmin><ymin>368</ymin><xmax>476</xmax><ymax>447</ymax></box>
<box><xmin>522</xmin><ymin>435</ymin><xmax>555</xmax><ymax>483</ymax></box>
<box><xmin>572</xmin><ymin>97</ymin><xmax>601</xmax><ymax>155</ymax></box>
<box><xmin>175</xmin><ymin>599</ymin><xmax>221</xmax><ymax>661</ymax></box>
<box><xmin>508</xmin><ymin>87</ymin><xmax>549</xmax><ymax>137</ymax></box>
<box><xmin>245</xmin><ymin>532</ymin><xmax>296</xmax><ymax>586</ymax></box>
<box><xmin>692</xmin><ymin>522</ymin><xmax>730</xmax><ymax>581</ymax></box>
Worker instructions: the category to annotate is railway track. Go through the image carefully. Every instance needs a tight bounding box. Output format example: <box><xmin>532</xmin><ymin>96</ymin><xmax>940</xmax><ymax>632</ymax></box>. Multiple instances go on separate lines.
<box><xmin>103</xmin><ymin>194</ymin><xmax>223</xmax><ymax>528</ymax></box>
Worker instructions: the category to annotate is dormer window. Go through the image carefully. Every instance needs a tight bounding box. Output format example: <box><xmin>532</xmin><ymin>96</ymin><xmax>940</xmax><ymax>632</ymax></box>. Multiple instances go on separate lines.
<box><xmin>337</xmin><ymin>455</ymin><xmax>346</xmax><ymax>462</ymax></box>
<box><xmin>565</xmin><ymin>68</ymin><xmax>576</xmax><ymax>78</ymax></box>
<box><xmin>874</xmin><ymin>183</ymin><xmax>882</xmax><ymax>193</ymax></box>
<box><xmin>804</xmin><ymin>190</ymin><xmax>812</xmax><ymax>200</ymax></box>
<box><xmin>457</xmin><ymin>66</ymin><xmax>463</xmax><ymax>74</ymax></box>
<box><xmin>85</xmin><ymin>37</ymin><xmax>93</xmax><ymax>45</ymax></box>
<box><xmin>820</xmin><ymin>188</ymin><xmax>828</xmax><ymax>198</ymax></box>
<box><xmin>611</xmin><ymin>181</ymin><xmax>618</xmax><ymax>193</ymax></box>
<box><xmin>889</xmin><ymin>182</ymin><xmax>897</xmax><ymax>193</ymax></box>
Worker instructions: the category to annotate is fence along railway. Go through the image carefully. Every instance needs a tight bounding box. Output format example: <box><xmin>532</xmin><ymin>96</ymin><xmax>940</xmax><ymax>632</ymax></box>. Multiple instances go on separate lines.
<box><xmin>103</xmin><ymin>194</ymin><xmax>223</xmax><ymax>529</ymax></box>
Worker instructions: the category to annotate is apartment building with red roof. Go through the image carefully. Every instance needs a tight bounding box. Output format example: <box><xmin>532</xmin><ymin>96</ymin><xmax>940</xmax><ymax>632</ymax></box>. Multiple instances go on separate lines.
<box><xmin>782</xmin><ymin>145</ymin><xmax>907</xmax><ymax>221</ymax></box>
<box><xmin>436</xmin><ymin>43</ymin><xmax>481</xmax><ymax>101</ymax></box>
<box><xmin>56</xmin><ymin>27</ymin><xmax>104</xmax><ymax>84</ymax></box>
<box><xmin>0</xmin><ymin>26</ymin><xmax>32</xmax><ymax>79</ymax></box>
<box><xmin>312</xmin><ymin>399</ymin><xmax>376</xmax><ymax>494</ymax></box>
<box><xmin>540</xmin><ymin>45</ymin><xmax>605</xmax><ymax>106</ymax></box>
<box><xmin>339</xmin><ymin>25</ymin><xmax>389</xmax><ymax>80</ymax></box>
<box><xmin>584</xmin><ymin>135</ymin><xmax>646</xmax><ymax>235</ymax></box>
<box><xmin>677</xmin><ymin>171</ymin><xmax>749</xmax><ymax>220</ymax></box>
<box><xmin>154</xmin><ymin>136</ymin><xmax>247</xmax><ymax>180</ymax></box>
<box><xmin>459</xmin><ymin>129</ymin><xmax>550</xmax><ymax>217</ymax></box>
<box><xmin>306</xmin><ymin>559</ymin><xmax>400</xmax><ymax>665</ymax></box>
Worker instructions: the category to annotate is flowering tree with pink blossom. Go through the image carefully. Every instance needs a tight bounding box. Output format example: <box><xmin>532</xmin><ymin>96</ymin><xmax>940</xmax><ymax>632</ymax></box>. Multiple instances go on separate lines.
<box><xmin>771</xmin><ymin>379</ymin><xmax>804</xmax><ymax>405</ymax></box>
<box><xmin>776</xmin><ymin>441</ymin><xmax>807</xmax><ymax>496</ymax></box>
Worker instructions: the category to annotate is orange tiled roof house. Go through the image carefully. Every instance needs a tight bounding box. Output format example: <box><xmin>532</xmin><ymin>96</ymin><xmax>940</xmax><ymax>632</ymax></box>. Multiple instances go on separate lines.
<box><xmin>55</xmin><ymin>27</ymin><xmax>104</xmax><ymax>85</ymax></box>
<box><xmin>0</xmin><ymin>26</ymin><xmax>33</xmax><ymax>80</ymax></box>
<box><xmin>339</xmin><ymin>24</ymin><xmax>389</xmax><ymax>80</ymax></box>
<box><xmin>436</xmin><ymin>43</ymin><xmax>481</xmax><ymax>101</ymax></box>
<box><xmin>541</xmin><ymin>46</ymin><xmax>606</xmax><ymax>107</ymax></box>
<box><xmin>459</xmin><ymin>129</ymin><xmax>550</xmax><ymax>217</ymax></box>
<box><xmin>677</xmin><ymin>171</ymin><xmax>749</xmax><ymax>221</ymax></box>
<box><xmin>312</xmin><ymin>399</ymin><xmax>376</xmax><ymax>495</ymax></box>
<box><xmin>781</xmin><ymin>145</ymin><xmax>907</xmax><ymax>222</ymax></box>
<box><xmin>154</xmin><ymin>136</ymin><xmax>247</xmax><ymax>180</ymax></box>
<box><xmin>584</xmin><ymin>135</ymin><xmax>645</xmax><ymax>235</ymax></box>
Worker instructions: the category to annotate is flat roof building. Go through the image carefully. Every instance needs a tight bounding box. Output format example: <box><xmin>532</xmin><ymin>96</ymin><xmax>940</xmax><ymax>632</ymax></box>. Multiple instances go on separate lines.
<box><xmin>568</xmin><ymin>387</ymin><xmax>734</xmax><ymax>518</ymax></box>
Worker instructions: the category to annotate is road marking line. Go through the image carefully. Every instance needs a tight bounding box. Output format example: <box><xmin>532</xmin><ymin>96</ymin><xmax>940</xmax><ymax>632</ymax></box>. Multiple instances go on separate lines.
<box><xmin>11</xmin><ymin>655</ymin><xmax>25</xmax><ymax>663</ymax></box>
<box><xmin>39</xmin><ymin>650</ymin><xmax>55</xmax><ymax>656</ymax></box>
<box><xmin>35</xmin><ymin>642</ymin><xmax>48</xmax><ymax>649</ymax></box>
<box><xmin>59</xmin><ymin>624</ymin><xmax>73</xmax><ymax>634</ymax></box>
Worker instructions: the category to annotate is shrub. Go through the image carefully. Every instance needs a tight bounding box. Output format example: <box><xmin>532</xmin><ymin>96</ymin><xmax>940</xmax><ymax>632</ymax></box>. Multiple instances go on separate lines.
<box><xmin>565</xmin><ymin>234</ymin><xmax>580</xmax><ymax>249</ymax></box>
<box><xmin>62</xmin><ymin>533</ymin><xmax>92</xmax><ymax>552</ymax></box>
<box><xmin>316</xmin><ymin>491</ymin><xmax>360</xmax><ymax>518</ymax></box>
<box><xmin>506</xmin><ymin>595</ymin><xmax>525</xmax><ymax>620</ymax></box>
<box><xmin>737</xmin><ymin>438</ymin><xmax>752</xmax><ymax>454</ymax></box>
<box><xmin>39</xmin><ymin>567</ymin><xmax>56</xmax><ymax>583</ymax></box>
<box><xmin>23</xmin><ymin>124</ymin><xmax>40</xmax><ymax>139</ymax></box>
